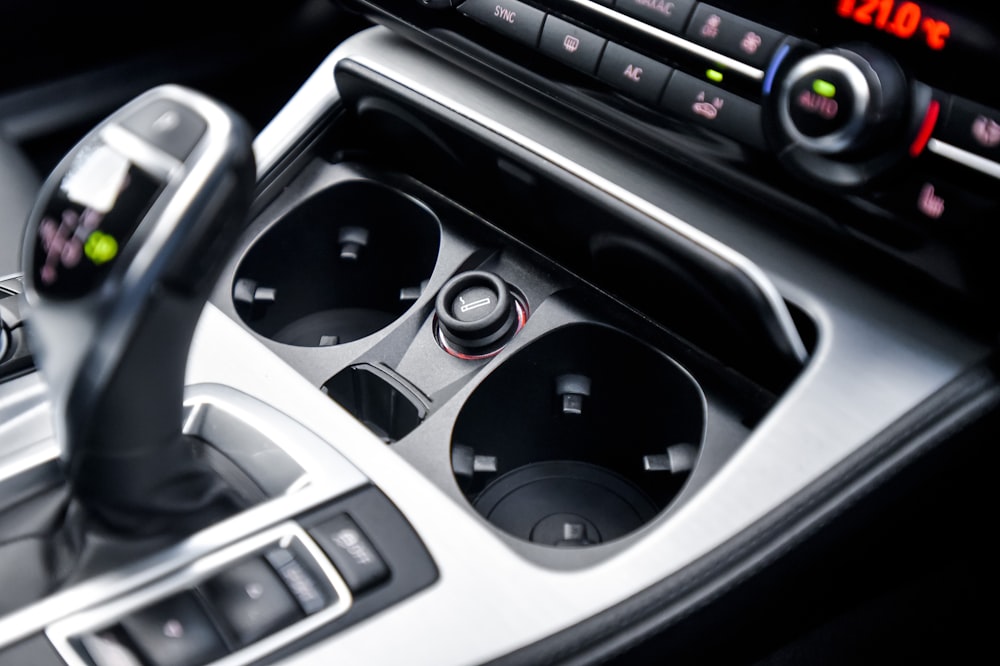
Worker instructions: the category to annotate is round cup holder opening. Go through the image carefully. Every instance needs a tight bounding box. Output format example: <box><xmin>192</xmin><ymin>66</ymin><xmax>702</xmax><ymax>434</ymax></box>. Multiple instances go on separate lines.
<box><xmin>233</xmin><ymin>180</ymin><xmax>440</xmax><ymax>347</ymax></box>
<box><xmin>451</xmin><ymin>324</ymin><xmax>706</xmax><ymax>547</ymax></box>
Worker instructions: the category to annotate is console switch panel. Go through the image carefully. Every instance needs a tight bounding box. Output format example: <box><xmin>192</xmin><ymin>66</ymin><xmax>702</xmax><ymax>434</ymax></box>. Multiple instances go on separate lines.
<box><xmin>116</xmin><ymin>592</ymin><xmax>227</xmax><ymax>666</ymax></box>
<box><xmin>199</xmin><ymin>556</ymin><xmax>304</xmax><ymax>647</ymax></box>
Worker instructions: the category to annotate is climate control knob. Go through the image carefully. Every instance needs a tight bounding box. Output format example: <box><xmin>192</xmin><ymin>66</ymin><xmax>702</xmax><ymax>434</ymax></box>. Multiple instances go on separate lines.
<box><xmin>765</xmin><ymin>43</ymin><xmax>930</xmax><ymax>188</ymax></box>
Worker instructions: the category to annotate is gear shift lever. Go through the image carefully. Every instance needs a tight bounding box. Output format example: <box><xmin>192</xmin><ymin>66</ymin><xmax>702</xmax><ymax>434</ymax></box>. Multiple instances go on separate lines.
<box><xmin>20</xmin><ymin>85</ymin><xmax>255</xmax><ymax>534</ymax></box>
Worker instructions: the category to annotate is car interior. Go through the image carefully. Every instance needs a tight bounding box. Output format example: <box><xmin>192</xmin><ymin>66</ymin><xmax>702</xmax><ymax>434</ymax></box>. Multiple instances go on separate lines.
<box><xmin>0</xmin><ymin>0</ymin><xmax>996</xmax><ymax>664</ymax></box>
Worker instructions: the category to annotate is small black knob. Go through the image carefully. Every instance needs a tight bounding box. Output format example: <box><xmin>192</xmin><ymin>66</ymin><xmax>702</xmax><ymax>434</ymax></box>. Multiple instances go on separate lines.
<box><xmin>435</xmin><ymin>270</ymin><xmax>519</xmax><ymax>357</ymax></box>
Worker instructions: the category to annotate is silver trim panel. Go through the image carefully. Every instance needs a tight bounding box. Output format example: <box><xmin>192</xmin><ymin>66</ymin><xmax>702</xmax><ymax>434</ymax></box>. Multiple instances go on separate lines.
<box><xmin>0</xmin><ymin>377</ymin><xmax>368</xmax><ymax>648</ymax></box>
<box><xmin>252</xmin><ymin>51</ymin><xmax>344</xmax><ymax>179</ymax></box>
<box><xmin>927</xmin><ymin>137</ymin><xmax>1000</xmax><ymax>180</ymax></box>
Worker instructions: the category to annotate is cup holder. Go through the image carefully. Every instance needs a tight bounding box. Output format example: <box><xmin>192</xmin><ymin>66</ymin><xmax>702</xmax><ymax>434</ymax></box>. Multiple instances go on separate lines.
<box><xmin>452</xmin><ymin>323</ymin><xmax>705</xmax><ymax>547</ymax></box>
<box><xmin>232</xmin><ymin>180</ymin><xmax>440</xmax><ymax>346</ymax></box>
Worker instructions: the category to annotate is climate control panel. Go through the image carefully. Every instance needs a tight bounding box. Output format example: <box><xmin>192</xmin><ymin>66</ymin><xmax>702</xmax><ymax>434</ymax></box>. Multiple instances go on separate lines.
<box><xmin>349</xmin><ymin>0</ymin><xmax>1000</xmax><ymax>297</ymax></box>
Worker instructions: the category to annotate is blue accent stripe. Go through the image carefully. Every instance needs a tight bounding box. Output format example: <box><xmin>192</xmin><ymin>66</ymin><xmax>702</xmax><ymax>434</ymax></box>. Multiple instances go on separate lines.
<box><xmin>763</xmin><ymin>43</ymin><xmax>790</xmax><ymax>95</ymax></box>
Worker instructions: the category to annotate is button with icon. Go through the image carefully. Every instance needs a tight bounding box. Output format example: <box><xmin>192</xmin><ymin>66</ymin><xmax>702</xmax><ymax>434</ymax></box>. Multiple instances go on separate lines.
<box><xmin>539</xmin><ymin>15</ymin><xmax>607</xmax><ymax>74</ymax></box>
<box><xmin>116</xmin><ymin>592</ymin><xmax>228</xmax><ymax>666</ymax></box>
<box><xmin>936</xmin><ymin>94</ymin><xmax>1000</xmax><ymax>163</ymax></box>
<box><xmin>660</xmin><ymin>71</ymin><xmax>766</xmax><ymax>149</ymax></box>
<box><xmin>684</xmin><ymin>4</ymin><xmax>784</xmax><ymax>69</ymax></box>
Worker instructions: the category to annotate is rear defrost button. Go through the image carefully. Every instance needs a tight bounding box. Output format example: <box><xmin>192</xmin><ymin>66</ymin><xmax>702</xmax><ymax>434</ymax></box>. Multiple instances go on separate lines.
<box><xmin>539</xmin><ymin>15</ymin><xmax>607</xmax><ymax>74</ymax></box>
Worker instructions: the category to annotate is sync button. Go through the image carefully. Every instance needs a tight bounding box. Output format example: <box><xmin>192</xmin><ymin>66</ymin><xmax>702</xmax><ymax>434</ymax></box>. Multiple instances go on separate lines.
<box><xmin>458</xmin><ymin>0</ymin><xmax>545</xmax><ymax>47</ymax></box>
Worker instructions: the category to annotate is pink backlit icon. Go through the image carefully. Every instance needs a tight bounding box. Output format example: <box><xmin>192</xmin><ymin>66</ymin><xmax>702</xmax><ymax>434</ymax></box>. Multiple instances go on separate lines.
<box><xmin>701</xmin><ymin>14</ymin><xmax>721</xmax><ymax>39</ymax></box>
<box><xmin>563</xmin><ymin>35</ymin><xmax>580</xmax><ymax>53</ymax></box>
<box><xmin>917</xmin><ymin>183</ymin><xmax>945</xmax><ymax>219</ymax></box>
<box><xmin>740</xmin><ymin>32</ymin><xmax>762</xmax><ymax>55</ymax></box>
<box><xmin>971</xmin><ymin>115</ymin><xmax>1000</xmax><ymax>148</ymax></box>
<box><xmin>692</xmin><ymin>91</ymin><xmax>724</xmax><ymax>120</ymax></box>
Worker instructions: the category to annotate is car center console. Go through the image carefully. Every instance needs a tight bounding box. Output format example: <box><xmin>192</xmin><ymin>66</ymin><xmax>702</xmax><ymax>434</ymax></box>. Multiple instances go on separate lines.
<box><xmin>0</xmin><ymin>1</ymin><xmax>998</xmax><ymax>664</ymax></box>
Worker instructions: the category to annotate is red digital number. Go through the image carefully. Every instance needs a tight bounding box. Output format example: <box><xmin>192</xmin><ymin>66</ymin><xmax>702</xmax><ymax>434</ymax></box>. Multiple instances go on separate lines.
<box><xmin>889</xmin><ymin>2</ymin><xmax>921</xmax><ymax>38</ymax></box>
<box><xmin>835</xmin><ymin>0</ymin><xmax>950</xmax><ymax>49</ymax></box>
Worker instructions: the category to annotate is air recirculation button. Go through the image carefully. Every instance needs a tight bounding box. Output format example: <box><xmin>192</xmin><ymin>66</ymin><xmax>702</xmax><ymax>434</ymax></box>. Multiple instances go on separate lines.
<box><xmin>434</xmin><ymin>270</ymin><xmax>526</xmax><ymax>359</ymax></box>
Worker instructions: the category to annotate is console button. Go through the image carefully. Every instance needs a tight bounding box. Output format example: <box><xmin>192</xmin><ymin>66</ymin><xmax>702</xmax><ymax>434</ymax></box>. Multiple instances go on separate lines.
<box><xmin>457</xmin><ymin>0</ymin><xmax>545</xmax><ymax>47</ymax></box>
<box><xmin>117</xmin><ymin>592</ymin><xmax>227</xmax><ymax>666</ymax></box>
<box><xmin>614</xmin><ymin>0</ymin><xmax>695</xmax><ymax>35</ymax></box>
<box><xmin>684</xmin><ymin>4</ymin><xmax>784</xmax><ymax>69</ymax></box>
<box><xmin>119</xmin><ymin>100</ymin><xmax>206</xmax><ymax>161</ymax></box>
<box><xmin>265</xmin><ymin>546</ymin><xmax>333</xmax><ymax>615</ymax></box>
<box><xmin>539</xmin><ymin>15</ymin><xmax>607</xmax><ymax>74</ymax></box>
<box><xmin>660</xmin><ymin>71</ymin><xmax>766</xmax><ymax>149</ymax></box>
<box><xmin>874</xmin><ymin>172</ymin><xmax>995</xmax><ymax>228</ymax></box>
<box><xmin>597</xmin><ymin>42</ymin><xmax>673</xmax><ymax>105</ymax></box>
<box><xmin>199</xmin><ymin>556</ymin><xmax>304</xmax><ymax>647</ymax></box>
<box><xmin>309</xmin><ymin>514</ymin><xmax>390</xmax><ymax>594</ymax></box>
<box><xmin>936</xmin><ymin>95</ymin><xmax>1000</xmax><ymax>163</ymax></box>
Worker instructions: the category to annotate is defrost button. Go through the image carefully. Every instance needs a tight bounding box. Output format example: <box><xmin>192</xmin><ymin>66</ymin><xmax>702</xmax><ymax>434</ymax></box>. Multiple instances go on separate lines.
<box><xmin>539</xmin><ymin>15</ymin><xmax>606</xmax><ymax>74</ymax></box>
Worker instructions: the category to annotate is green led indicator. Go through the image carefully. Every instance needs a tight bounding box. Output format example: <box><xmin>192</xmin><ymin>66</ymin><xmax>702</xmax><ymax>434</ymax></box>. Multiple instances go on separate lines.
<box><xmin>706</xmin><ymin>69</ymin><xmax>724</xmax><ymax>83</ymax></box>
<box><xmin>84</xmin><ymin>231</ymin><xmax>119</xmax><ymax>265</ymax></box>
<box><xmin>812</xmin><ymin>79</ymin><xmax>836</xmax><ymax>98</ymax></box>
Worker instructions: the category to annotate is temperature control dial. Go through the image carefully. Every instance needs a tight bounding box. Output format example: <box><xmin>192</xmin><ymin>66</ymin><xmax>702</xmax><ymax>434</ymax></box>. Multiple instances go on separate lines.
<box><xmin>765</xmin><ymin>43</ymin><xmax>930</xmax><ymax>188</ymax></box>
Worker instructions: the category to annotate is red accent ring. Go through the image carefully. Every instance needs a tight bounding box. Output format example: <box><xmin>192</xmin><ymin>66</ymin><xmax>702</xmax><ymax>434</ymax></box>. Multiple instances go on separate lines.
<box><xmin>909</xmin><ymin>100</ymin><xmax>940</xmax><ymax>157</ymax></box>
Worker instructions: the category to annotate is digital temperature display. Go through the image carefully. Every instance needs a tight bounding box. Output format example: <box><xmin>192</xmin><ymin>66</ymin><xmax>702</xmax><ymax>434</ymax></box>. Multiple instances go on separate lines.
<box><xmin>835</xmin><ymin>0</ymin><xmax>951</xmax><ymax>50</ymax></box>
